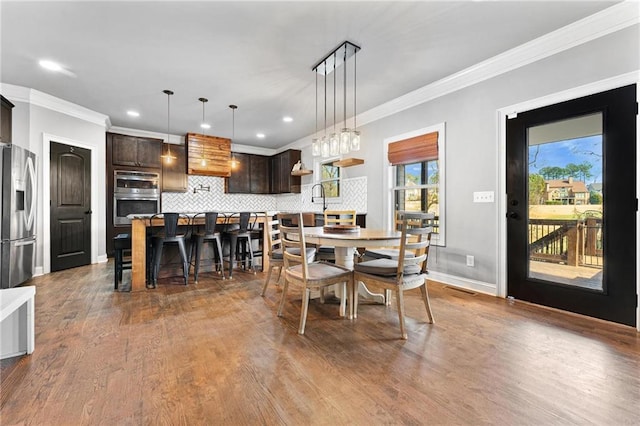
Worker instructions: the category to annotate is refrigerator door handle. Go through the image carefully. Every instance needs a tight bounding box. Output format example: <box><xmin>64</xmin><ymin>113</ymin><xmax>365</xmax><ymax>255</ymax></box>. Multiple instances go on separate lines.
<box><xmin>25</xmin><ymin>156</ymin><xmax>36</xmax><ymax>233</ymax></box>
<box><xmin>14</xmin><ymin>238</ymin><xmax>36</xmax><ymax>247</ymax></box>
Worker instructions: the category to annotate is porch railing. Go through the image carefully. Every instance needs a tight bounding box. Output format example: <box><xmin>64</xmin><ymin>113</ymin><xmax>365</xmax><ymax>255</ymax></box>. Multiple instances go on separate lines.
<box><xmin>529</xmin><ymin>218</ymin><xmax>602</xmax><ymax>268</ymax></box>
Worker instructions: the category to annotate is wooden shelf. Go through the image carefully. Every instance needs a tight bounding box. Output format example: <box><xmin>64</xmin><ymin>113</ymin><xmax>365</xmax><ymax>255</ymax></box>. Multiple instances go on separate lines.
<box><xmin>291</xmin><ymin>169</ymin><xmax>313</xmax><ymax>176</ymax></box>
<box><xmin>333</xmin><ymin>157</ymin><xmax>364</xmax><ymax>167</ymax></box>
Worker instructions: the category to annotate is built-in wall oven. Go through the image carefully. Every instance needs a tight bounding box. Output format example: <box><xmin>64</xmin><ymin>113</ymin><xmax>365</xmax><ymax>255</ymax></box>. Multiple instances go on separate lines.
<box><xmin>113</xmin><ymin>170</ymin><xmax>160</xmax><ymax>225</ymax></box>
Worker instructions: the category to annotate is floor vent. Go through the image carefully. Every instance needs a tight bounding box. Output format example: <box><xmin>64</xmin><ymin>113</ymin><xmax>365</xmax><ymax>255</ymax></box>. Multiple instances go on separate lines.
<box><xmin>443</xmin><ymin>286</ymin><xmax>477</xmax><ymax>296</ymax></box>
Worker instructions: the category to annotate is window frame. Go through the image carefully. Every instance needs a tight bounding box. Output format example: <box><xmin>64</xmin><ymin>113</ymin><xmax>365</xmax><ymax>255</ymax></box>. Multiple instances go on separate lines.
<box><xmin>384</xmin><ymin>122</ymin><xmax>446</xmax><ymax>246</ymax></box>
<box><xmin>314</xmin><ymin>155</ymin><xmax>342</xmax><ymax>204</ymax></box>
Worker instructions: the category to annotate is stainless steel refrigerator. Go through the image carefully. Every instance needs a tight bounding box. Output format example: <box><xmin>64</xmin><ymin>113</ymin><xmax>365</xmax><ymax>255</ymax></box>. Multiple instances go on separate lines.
<box><xmin>1</xmin><ymin>144</ymin><xmax>37</xmax><ymax>289</ymax></box>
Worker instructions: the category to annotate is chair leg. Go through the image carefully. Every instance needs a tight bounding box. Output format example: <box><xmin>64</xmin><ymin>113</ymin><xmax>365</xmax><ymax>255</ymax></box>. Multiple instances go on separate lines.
<box><xmin>396</xmin><ymin>288</ymin><xmax>408</xmax><ymax>340</ymax></box>
<box><xmin>419</xmin><ymin>283</ymin><xmax>435</xmax><ymax>324</ymax></box>
<box><xmin>247</xmin><ymin>237</ymin><xmax>256</xmax><ymax>274</ymax></box>
<box><xmin>276</xmin><ymin>266</ymin><xmax>282</xmax><ymax>283</ymax></box>
<box><xmin>319</xmin><ymin>288</ymin><xmax>325</xmax><ymax>304</ymax></box>
<box><xmin>261</xmin><ymin>265</ymin><xmax>273</xmax><ymax>296</ymax></box>
<box><xmin>277</xmin><ymin>279</ymin><xmax>289</xmax><ymax>317</ymax></box>
<box><xmin>215</xmin><ymin>237</ymin><xmax>225</xmax><ymax>279</ymax></box>
<box><xmin>193</xmin><ymin>238</ymin><xmax>202</xmax><ymax>283</ymax></box>
<box><xmin>177</xmin><ymin>240</ymin><xmax>190</xmax><ymax>285</ymax></box>
<box><xmin>298</xmin><ymin>288</ymin><xmax>311</xmax><ymax>335</ymax></box>
<box><xmin>152</xmin><ymin>241</ymin><xmax>163</xmax><ymax>286</ymax></box>
<box><xmin>352</xmin><ymin>280</ymin><xmax>359</xmax><ymax>319</ymax></box>
<box><xmin>339</xmin><ymin>282</ymin><xmax>347</xmax><ymax>317</ymax></box>
<box><xmin>384</xmin><ymin>289</ymin><xmax>392</xmax><ymax>306</ymax></box>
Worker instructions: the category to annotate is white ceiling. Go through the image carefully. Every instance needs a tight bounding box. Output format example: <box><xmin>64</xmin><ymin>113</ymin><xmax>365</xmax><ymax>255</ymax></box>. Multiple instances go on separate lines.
<box><xmin>0</xmin><ymin>1</ymin><xmax>618</xmax><ymax>150</ymax></box>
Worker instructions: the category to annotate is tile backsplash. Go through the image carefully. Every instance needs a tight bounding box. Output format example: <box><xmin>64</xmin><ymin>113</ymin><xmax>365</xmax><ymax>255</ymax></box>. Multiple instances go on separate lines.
<box><xmin>161</xmin><ymin>175</ymin><xmax>367</xmax><ymax>213</ymax></box>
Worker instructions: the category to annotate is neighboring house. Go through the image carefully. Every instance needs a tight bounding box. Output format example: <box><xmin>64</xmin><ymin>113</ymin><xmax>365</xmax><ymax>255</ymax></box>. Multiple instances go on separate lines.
<box><xmin>544</xmin><ymin>177</ymin><xmax>589</xmax><ymax>205</ymax></box>
<box><xmin>588</xmin><ymin>182</ymin><xmax>603</xmax><ymax>195</ymax></box>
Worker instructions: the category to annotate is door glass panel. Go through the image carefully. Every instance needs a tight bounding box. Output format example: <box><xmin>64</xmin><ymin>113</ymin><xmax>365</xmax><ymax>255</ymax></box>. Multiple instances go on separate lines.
<box><xmin>527</xmin><ymin>112</ymin><xmax>603</xmax><ymax>290</ymax></box>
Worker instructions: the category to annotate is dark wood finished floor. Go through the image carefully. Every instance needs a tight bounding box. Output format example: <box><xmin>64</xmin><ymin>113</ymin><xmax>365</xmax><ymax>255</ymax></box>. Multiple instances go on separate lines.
<box><xmin>1</xmin><ymin>262</ymin><xmax>639</xmax><ymax>424</ymax></box>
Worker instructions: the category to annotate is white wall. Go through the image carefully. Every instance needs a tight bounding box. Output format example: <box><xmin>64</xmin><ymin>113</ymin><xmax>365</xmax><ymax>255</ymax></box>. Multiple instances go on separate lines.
<box><xmin>2</xmin><ymin>86</ymin><xmax>109</xmax><ymax>274</ymax></box>
<box><xmin>298</xmin><ymin>24</ymin><xmax>639</xmax><ymax>294</ymax></box>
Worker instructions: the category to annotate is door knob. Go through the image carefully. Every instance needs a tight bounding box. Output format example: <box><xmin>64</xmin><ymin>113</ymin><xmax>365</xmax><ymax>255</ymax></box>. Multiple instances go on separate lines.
<box><xmin>85</xmin><ymin>210</ymin><xmax>93</xmax><ymax>214</ymax></box>
<box><xmin>506</xmin><ymin>211</ymin><xmax>518</xmax><ymax>219</ymax></box>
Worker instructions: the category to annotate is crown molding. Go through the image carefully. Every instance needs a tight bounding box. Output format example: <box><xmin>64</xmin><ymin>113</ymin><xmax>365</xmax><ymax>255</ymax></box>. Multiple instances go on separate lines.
<box><xmin>284</xmin><ymin>1</ymin><xmax>639</xmax><ymax>151</ymax></box>
<box><xmin>108</xmin><ymin>125</ymin><xmax>184</xmax><ymax>144</ymax></box>
<box><xmin>0</xmin><ymin>83</ymin><xmax>110</xmax><ymax>128</ymax></box>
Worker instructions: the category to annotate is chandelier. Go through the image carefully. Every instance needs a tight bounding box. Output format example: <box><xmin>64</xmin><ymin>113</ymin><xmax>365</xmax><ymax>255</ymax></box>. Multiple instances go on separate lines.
<box><xmin>311</xmin><ymin>41</ymin><xmax>361</xmax><ymax>157</ymax></box>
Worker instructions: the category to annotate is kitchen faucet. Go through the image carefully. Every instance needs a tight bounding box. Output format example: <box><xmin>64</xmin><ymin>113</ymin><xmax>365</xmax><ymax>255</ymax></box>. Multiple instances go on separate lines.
<box><xmin>311</xmin><ymin>183</ymin><xmax>327</xmax><ymax>212</ymax></box>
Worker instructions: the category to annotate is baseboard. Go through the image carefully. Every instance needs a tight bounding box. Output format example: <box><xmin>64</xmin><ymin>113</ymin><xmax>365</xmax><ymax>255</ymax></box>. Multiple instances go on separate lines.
<box><xmin>427</xmin><ymin>270</ymin><xmax>497</xmax><ymax>296</ymax></box>
<box><xmin>34</xmin><ymin>266</ymin><xmax>44</xmax><ymax>277</ymax></box>
<box><xmin>96</xmin><ymin>254</ymin><xmax>108</xmax><ymax>264</ymax></box>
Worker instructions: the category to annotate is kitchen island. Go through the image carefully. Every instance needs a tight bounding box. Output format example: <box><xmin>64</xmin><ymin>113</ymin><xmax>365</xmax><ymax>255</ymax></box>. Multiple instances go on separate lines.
<box><xmin>128</xmin><ymin>212</ymin><xmax>273</xmax><ymax>291</ymax></box>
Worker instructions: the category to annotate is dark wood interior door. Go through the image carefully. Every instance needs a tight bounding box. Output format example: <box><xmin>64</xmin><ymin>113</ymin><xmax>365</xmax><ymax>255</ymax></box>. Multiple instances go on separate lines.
<box><xmin>50</xmin><ymin>142</ymin><xmax>92</xmax><ymax>271</ymax></box>
<box><xmin>506</xmin><ymin>84</ymin><xmax>637</xmax><ymax>326</ymax></box>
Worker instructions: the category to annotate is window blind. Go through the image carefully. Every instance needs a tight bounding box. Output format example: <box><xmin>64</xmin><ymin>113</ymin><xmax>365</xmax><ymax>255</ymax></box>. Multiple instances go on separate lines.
<box><xmin>388</xmin><ymin>131</ymin><xmax>438</xmax><ymax>165</ymax></box>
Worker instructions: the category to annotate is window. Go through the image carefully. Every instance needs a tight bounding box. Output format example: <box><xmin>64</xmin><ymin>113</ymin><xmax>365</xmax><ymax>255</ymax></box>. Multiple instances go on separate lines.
<box><xmin>315</xmin><ymin>157</ymin><xmax>341</xmax><ymax>200</ymax></box>
<box><xmin>386</xmin><ymin>123</ymin><xmax>445</xmax><ymax>245</ymax></box>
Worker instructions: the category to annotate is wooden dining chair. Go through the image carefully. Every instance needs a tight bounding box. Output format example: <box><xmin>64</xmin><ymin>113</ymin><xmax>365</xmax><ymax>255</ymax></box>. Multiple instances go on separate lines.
<box><xmin>316</xmin><ymin>210</ymin><xmax>357</xmax><ymax>262</ymax></box>
<box><xmin>261</xmin><ymin>215</ymin><xmax>316</xmax><ymax>296</ymax></box>
<box><xmin>277</xmin><ymin>212</ymin><xmax>354</xmax><ymax>334</ymax></box>
<box><xmin>352</xmin><ymin>211</ymin><xmax>435</xmax><ymax>339</ymax></box>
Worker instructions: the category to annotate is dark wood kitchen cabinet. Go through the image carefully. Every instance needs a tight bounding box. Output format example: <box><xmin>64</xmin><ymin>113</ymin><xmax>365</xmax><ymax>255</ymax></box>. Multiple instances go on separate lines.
<box><xmin>225</xmin><ymin>153</ymin><xmax>251</xmax><ymax>193</ymax></box>
<box><xmin>271</xmin><ymin>149</ymin><xmax>301</xmax><ymax>194</ymax></box>
<box><xmin>0</xmin><ymin>95</ymin><xmax>14</xmax><ymax>143</ymax></box>
<box><xmin>251</xmin><ymin>155</ymin><xmax>270</xmax><ymax>194</ymax></box>
<box><xmin>162</xmin><ymin>143</ymin><xmax>187</xmax><ymax>192</ymax></box>
<box><xmin>226</xmin><ymin>149</ymin><xmax>301</xmax><ymax>194</ymax></box>
<box><xmin>111</xmin><ymin>133</ymin><xmax>162</xmax><ymax>168</ymax></box>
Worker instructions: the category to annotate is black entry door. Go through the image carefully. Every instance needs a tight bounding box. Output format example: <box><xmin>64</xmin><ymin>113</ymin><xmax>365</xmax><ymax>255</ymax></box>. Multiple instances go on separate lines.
<box><xmin>506</xmin><ymin>84</ymin><xmax>636</xmax><ymax>326</ymax></box>
<box><xmin>50</xmin><ymin>142</ymin><xmax>92</xmax><ymax>271</ymax></box>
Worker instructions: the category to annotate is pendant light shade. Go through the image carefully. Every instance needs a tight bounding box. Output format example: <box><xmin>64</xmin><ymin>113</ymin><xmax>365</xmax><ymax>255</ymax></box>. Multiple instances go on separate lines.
<box><xmin>161</xmin><ymin>89</ymin><xmax>177</xmax><ymax>163</ymax></box>
<box><xmin>198</xmin><ymin>97</ymin><xmax>208</xmax><ymax>167</ymax></box>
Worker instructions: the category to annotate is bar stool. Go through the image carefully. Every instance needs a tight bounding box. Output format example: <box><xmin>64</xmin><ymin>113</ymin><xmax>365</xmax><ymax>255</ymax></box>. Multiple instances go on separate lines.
<box><xmin>191</xmin><ymin>212</ymin><xmax>226</xmax><ymax>282</ymax></box>
<box><xmin>113</xmin><ymin>233</ymin><xmax>132</xmax><ymax>290</ymax></box>
<box><xmin>149</xmin><ymin>213</ymin><xmax>191</xmax><ymax>287</ymax></box>
<box><xmin>223</xmin><ymin>212</ymin><xmax>259</xmax><ymax>277</ymax></box>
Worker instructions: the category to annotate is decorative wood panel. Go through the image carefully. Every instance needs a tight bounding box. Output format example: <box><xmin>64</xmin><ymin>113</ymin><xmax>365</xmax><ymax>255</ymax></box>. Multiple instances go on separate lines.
<box><xmin>185</xmin><ymin>133</ymin><xmax>231</xmax><ymax>177</ymax></box>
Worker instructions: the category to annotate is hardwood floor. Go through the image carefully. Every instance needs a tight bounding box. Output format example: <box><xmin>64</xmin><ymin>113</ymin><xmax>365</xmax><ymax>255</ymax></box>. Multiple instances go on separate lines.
<box><xmin>1</xmin><ymin>262</ymin><xmax>639</xmax><ymax>424</ymax></box>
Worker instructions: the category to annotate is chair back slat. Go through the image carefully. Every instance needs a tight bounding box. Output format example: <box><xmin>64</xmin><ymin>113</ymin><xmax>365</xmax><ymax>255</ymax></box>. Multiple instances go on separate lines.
<box><xmin>324</xmin><ymin>210</ymin><xmax>356</xmax><ymax>226</ymax></box>
<box><xmin>205</xmin><ymin>212</ymin><xmax>219</xmax><ymax>234</ymax></box>
<box><xmin>266</xmin><ymin>218</ymin><xmax>282</xmax><ymax>257</ymax></box>
<box><xmin>278</xmin><ymin>212</ymin><xmax>309</xmax><ymax>279</ymax></box>
<box><xmin>396</xmin><ymin>212</ymin><xmax>434</xmax><ymax>276</ymax></box>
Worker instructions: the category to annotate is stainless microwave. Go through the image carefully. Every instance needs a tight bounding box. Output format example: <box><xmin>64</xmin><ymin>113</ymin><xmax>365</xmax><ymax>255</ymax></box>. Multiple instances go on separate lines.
<box><xmin>114</xmin><ymin>170</ymin><xmax>159</xmax><ymax>195</ymax></box>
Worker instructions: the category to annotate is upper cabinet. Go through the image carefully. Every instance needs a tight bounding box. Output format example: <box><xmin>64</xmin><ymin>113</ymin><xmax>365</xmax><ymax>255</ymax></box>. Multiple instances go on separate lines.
<box><xmin>185</xmin><ymin>133</ymin><xmax>231</xmax><ymax>177</ymax></box>
<box><xmin>226</xmin><ymin>149</ymin><xmax>301</xmax><ymax>194</ymax></box>
<box><xmin>225</xmin><ymin>153</ymin><xmax>251</xmax><ymax>193</ymax></box>
<box><xmin>0</xmin><ymin>95</ymin><xmax>14</xmax><ymax>144</ymax></box>
<box><xmin>111</xmin><ymin>133</ymin><xmax>162</xmax><ymax>168</ymax></box>
<box><xmin>271</xmin><ymin>149</ymin><xmax>301</xmax><ymax>194</ymax></box>
<box><xmin>161</xmin><ymin>143</ymin><xmax>187</xmax><ymax>192</ymax></box>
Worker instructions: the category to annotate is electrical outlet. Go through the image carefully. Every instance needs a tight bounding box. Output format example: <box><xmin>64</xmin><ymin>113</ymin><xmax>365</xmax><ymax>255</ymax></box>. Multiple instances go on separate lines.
<box><xmin>466</xmin><ymin>255</ymin><xmax>475</xmax><ymax>267</ymax></box>
<box><xmin>473</xmin><ymin>191</ymin><xmax>495</xmax><ymax>203</ymax></box>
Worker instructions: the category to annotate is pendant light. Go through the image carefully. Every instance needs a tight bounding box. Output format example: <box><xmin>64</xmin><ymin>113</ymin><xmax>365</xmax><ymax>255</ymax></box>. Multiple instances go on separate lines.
<box><xmin>229</xmin><ymin>104</ymin><xmax>239</xmax><ymax>169</ymax></box>
<box><xmin>311</xmin><ymin>42</ymin><xmax>361</xmax><ymax>157</ymax></box>
<box><xmin>161</xmin><ymin>89</ymin><xmax>177</xmax><ymax>163</ymax></box>
<box><xmin>339</xmin><ymin>46</ymin><xmax>351</xmax><ymax>154</ymax></box>
<box><xmin>311</xmin><ymin>71</ymin><xmax>320</xmax><ymax>156</ymax></box>
<box><xmin>329</xmin><ymin>52</ymin><xmax>339</xmax><ymax>156</ymax></box>
<box><xmin>320</xmin><ymin>60</ymin><xmax>330</xmax><ymax>158</ymax></box>
<box><xmin>198</xmin><ymin>97</ymin><xmax>208</xmax><ymax>167</ymax></box>
<box><xmin>350</xmin><ymin>48</ymin><xmax>360</xmax><ymax>152</ymax></box>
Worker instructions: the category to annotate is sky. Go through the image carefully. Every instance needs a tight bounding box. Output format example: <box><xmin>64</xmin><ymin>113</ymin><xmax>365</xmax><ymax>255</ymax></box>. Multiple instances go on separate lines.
<box><xmin>528</xmin><ymin>135</ymin><xmax>603</xmax><ymax>184</ymax></box>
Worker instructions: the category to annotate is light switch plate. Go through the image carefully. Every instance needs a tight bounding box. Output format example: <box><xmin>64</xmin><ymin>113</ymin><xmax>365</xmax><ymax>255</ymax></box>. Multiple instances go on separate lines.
<box><xmin>473</xmin><ymin>191</ymin><xmax>494</xmax><ymax>203</ymax></box>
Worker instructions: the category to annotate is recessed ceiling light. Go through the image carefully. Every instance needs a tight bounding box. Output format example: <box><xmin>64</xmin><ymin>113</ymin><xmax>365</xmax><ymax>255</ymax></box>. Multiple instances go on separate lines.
<box><xmin>256</xmin><ymin>133</ymin><xmax>265</xmax><ymax>139</ymax></box>
<box><xmin>201</xmin><ymin>123</ymin><xmax>211</xmax><ymax>129</ymax></box>
<box><xmin>283</xmin><ymin>116</ymin><xmax>293</xmax><ymax>123</ymax></box>
<box><xmin>39</xmin><ymin>59</ymin><xmax>63</xmax><ymax>72</ymax></box>
<box><xmin>127</xmin><ymin>110</ymin><xmax>140</xmax><ymax>117</ymax></box>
